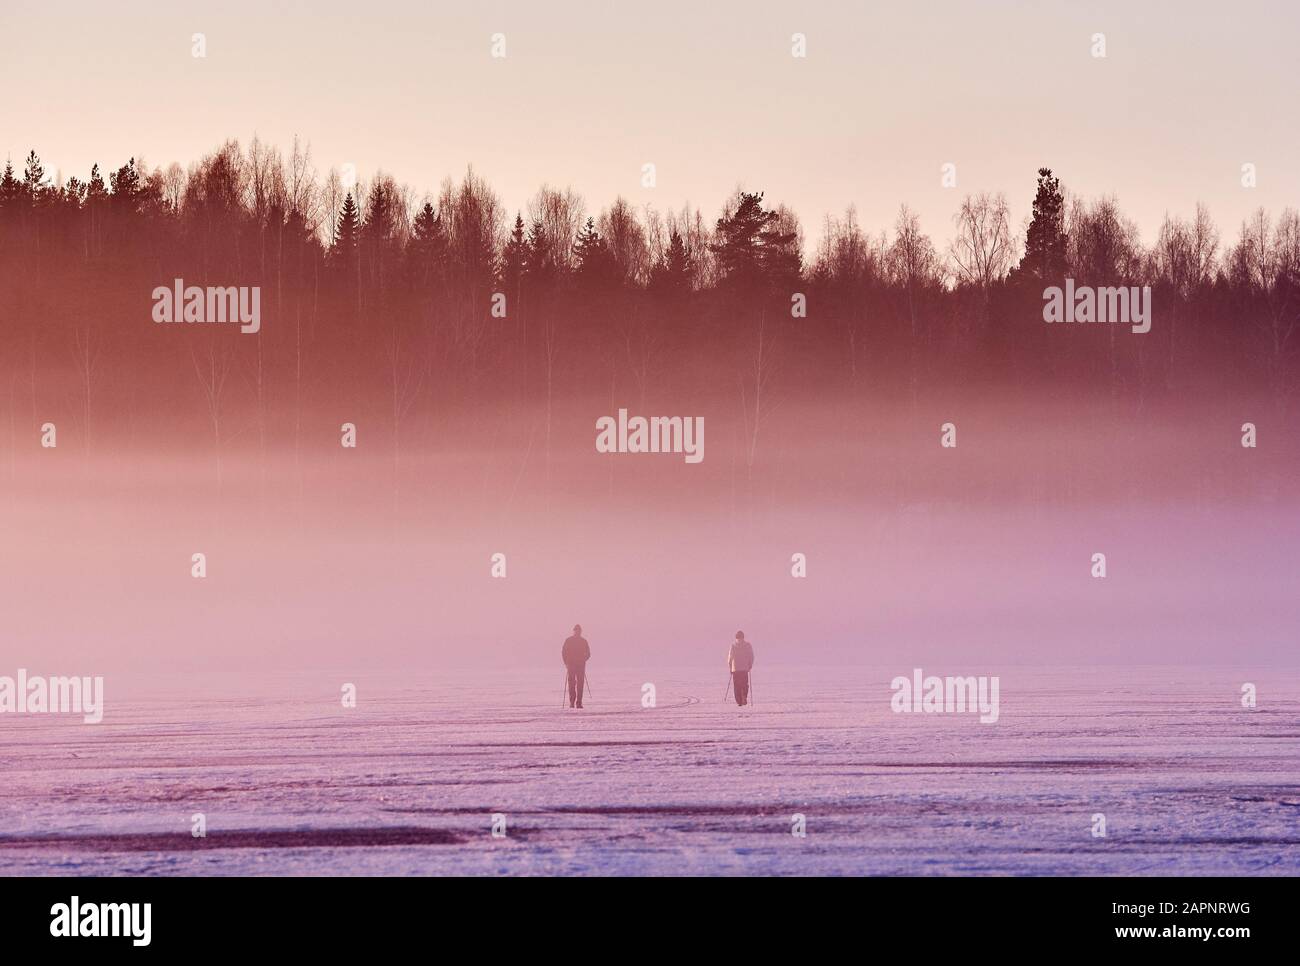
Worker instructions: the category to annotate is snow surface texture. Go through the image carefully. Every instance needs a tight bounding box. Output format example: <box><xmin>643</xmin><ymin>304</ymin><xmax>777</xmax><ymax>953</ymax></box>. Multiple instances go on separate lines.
<box><xmin>1</xmin><ymin>666</ymin><xmax>1297</xmax><ymax>875</ymax></box>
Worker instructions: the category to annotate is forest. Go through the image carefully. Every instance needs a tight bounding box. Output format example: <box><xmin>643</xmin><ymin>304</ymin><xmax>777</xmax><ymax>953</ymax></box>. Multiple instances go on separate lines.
<box><xmin>0</xmin><ymin>139</ymin><xmax>1297</xmax><ymax>467</ymax></box>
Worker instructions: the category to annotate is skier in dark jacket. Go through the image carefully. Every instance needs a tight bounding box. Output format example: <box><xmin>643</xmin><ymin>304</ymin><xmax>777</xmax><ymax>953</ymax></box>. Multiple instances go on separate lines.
<box><xmin>562</xmin><ymin>624</ymin><xmax>591</xmax><ymax>709</ymax></box>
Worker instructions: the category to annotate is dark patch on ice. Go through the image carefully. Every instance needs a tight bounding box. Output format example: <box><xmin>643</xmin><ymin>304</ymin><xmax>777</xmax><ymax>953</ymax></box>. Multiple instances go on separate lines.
<box><xmin>1230</xmin><ymin>796</ymin><xmax>1300</xmax><ymax>806</ymax></box>
<box><xmin>387</xmin><ymin>804</ymin><xmax>818</xmax><ymax>817</ymax></box>
<box><xmin>381</xmin><ymin>799</ymin><xmax>1089</xmax><ymax>819</ymax></box>
<box><xmin>0</xmin><ymin>826</ymin><xmax>466</xmax><ymax>851</ymax></box>
<box><xmin>545</xmin><ymin>804</ymin><xmax>806</xmax><ymax>816</ymax></box>
<box><xmin>462</xmin><ymin>740</ymin><xmax>718</xmax><ymax>748</ymax></box>
<box><xmin>1117</xmin><ymin>837</ymin><xmax>1300</xmax><ymax>847</ymax></box>
<box><xmin>819</xmin><ymin>759</ymin><xmax>1169</xmax><ymax>770</ymax></box>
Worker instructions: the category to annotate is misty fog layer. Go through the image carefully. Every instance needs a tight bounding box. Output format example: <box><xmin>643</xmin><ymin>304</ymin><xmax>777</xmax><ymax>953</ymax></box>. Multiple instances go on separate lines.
<box><xmin>1</xmin><ymin>148</ymin><xmax>1296</xmax><ymax>672</ymax></box>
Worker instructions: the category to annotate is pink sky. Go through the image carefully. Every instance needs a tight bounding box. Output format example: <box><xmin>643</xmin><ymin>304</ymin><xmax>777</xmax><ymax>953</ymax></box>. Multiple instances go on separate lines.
<box><xmin>2</xmin><ymin>0</ymin><xmax>1297</xmax><ymax>247</ymax></box>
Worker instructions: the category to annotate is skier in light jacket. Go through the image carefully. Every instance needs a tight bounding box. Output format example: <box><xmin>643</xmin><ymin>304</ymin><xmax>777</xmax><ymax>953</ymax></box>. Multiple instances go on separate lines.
<box><xmin>727</xmin><ymin>631</ymin><xmax>755</xmax><ymax>706</ymax></box>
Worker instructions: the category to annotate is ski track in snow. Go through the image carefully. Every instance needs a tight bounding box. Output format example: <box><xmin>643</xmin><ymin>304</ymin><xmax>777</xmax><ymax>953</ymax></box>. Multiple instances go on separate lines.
<box><xmin>1</xmin><ymin>667</ymin><xmax>1297</xmax><ymax>876</ymax></box>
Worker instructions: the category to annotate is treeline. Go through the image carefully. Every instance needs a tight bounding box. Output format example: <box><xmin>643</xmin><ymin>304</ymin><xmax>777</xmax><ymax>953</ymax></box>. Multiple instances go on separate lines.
<box><xmin>0</xmin><ymin>140</ymin><xmax>1297</xmax><ymax>457</ymax></box>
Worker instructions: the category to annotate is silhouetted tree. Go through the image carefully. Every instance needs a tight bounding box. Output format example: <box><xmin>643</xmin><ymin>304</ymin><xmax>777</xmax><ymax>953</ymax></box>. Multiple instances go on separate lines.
<box><xmin>61</xmin><ymin>176</ymin><xmax>86</xmax><ymax>209</ymax></box>
<box><xmin>1069</xmin><ymin>196</ymin><xmax>1141</xmax><ymax>283</ymax></box>
<box><xmin>408</xmin><ymin>201</ymin><xmax>447</xmax><ymax>286</ymax></box>
<box><xmin>22</xmin><ymin>151</ymin><xmax>48</xmax><ymax>204</ymax></box>
<box><xmin>711</xmin><ymin>191</ymin><xmax>799</xmax><ymax>294</ymax></box>
<box><xmin>86</xmin><ymin>164</ymin><xmax>106</xmax><ymax>199</ymax></box>
<box><xmin>500</xmin><ymin>213</ymin><xmax>527</xmax><ymax>295</ymax></box>
<box><xmin>887</xmin><ymin>205</ymin><xmax>943</xmax><ymax>397</ymax></box>
<box><xmin>439</xmin><ymin>167</ymin><xmax>501</xmax><ymax>304</ymax></box>
<box><xmin>950</xmin><ymin>192</ymin><xmax>1014</xmax><ymax>290</ymax></box>
<box><xmin>811</xmin><ymin>207</ymin><xmax>884</xmax><ymax>384</ymax></box>
<box><xmin>528</xmin><ymin>185</ymin><xmax>584</xmax><ymax>276</ymax></box>
<box><xmin>1020</xmin><ymin>167</ymin><xmax>1068</xmax><ymax>283</ymax></box>
<box><xmin>524</xmin><ymin>218</ymin><xmax>556</xmax><ymax>291</ymax></box>
<box><xmin>109</xmin><ymin>158</ymin><xmax>142</xmax><ymax>210</ymax></box>
<box><xmin>361</xmin><ymin>174</ymin><xmax>403</xmax><ymax>292</ymax></box>
<box><xmin>573</xmin><ymin>217</ymin><xmax>616</xmax><ymax>289</ymax></box>
<box><xmin>0</xmin><ymin>160</ymin><xmax>21</xmax><ymax>211</ymax></box>
<box><xmin>598</xmin><ymin>197</ymin><xmax>649</xmax><ymax>286</ymax></box>
<box><xmin>331</xmin><ymin>192</ymin><xmax>360</xmax><ymax>262</ymax></box>
<box><xmin>650</xmin><ymin>229</ymin><xmax>692</xmax><ymax>294</ymax></box>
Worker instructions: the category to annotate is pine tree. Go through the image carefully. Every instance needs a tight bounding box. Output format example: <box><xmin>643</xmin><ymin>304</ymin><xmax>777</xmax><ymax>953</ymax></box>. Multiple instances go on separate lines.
<box><xmin>109</xmin><ymin>158</ymin><xmax>142</xmax><ymax>208</ymax></box>
<box><xmin>22</xmin><ymin>150</ymin><xmax>48</xmax><ymax>204</ymax></box>
<box><xmin>1020</xmin><ymin>167</ymin><xmax>1068</xmax><ymax>282</ymax></box>
<box><xmin>86</xmin><ymin>164</ymin><xmax>107</xmax><ymax>201</ymax></box>
<box><xmin>710</xmin><ymin>191</ymin><xmax>798</xmax><ymax>290</ymax></box>
<box><xmin>62</xmin><ymin>176</ymin><xmax>86</xmax><ymax>209</ymax></box>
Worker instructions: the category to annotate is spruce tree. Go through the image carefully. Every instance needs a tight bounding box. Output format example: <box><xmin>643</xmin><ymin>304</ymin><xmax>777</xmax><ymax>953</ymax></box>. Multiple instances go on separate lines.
<box><xmin>362</xmin><ymin>180</ymin><xmax>398</xmax><ymax>249</ymax></box>
<box><xmin>525</xmin><ymin>218</ymin><xmax>555</xmax><ymax>289</ymax></box>
<box><xmin>651</xmin><ymin>229</ymin><xmax>692</xmax><ymax>293</ymax></box>
<box><xmin>408</xmin><ymin>201</ymin><xmax>447</xmax><ymax>283</ymax></box>
<box><xmin>572</xmin><ymin>217</ymin><xmax>615</xmax><ymax>288</ymax></box>
<box><xmin>0</xmin><ymin>160</ymin><xmax>21</xmax><ymax>211</ymax></box>
<box><xmin>331</xmin><ymin>192</ymin><xmax>360</xmax><ymax>261</ymax></box>
<box><xmin>501</xmin><ymin>213</ymin><xmax>527</xmax><ymax>291</ymax></box>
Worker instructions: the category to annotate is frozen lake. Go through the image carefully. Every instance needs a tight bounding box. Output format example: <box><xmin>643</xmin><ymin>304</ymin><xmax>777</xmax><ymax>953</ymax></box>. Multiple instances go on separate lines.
<box><xmin>1</xmin><ymin>666</ymin><xmax>1297</xmax><ymax>875</ymax></box>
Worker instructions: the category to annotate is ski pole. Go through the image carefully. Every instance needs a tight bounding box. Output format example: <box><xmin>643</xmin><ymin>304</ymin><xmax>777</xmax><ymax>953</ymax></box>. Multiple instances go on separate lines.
<box><xmin>724</xmin><ymin>671</ymin><xmax>732</xmax><ymax>703</ymax></box>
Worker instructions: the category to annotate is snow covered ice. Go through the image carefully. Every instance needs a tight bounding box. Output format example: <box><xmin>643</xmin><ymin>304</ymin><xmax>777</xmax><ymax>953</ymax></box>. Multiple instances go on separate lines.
<box><xmin>1</xmin><ymin>666</ymin><xmax>1297</xmax><ymax>876</ymax></box>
